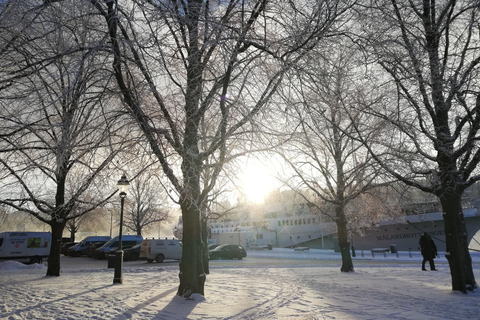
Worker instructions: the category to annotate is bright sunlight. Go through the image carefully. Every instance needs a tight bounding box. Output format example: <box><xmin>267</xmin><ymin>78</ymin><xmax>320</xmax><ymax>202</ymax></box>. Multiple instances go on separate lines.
<box><xmin>239</xmin><ymin>162</ymin><xmax>276</xmax><ymax>203</ymax></box>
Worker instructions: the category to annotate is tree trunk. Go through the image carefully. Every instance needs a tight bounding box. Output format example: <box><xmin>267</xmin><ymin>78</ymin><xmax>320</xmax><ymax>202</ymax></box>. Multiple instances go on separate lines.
<box><xmin>336</xmin><ymin>212</ymin><xmax>354</xmax><ymax>272</ymax></box>
<box><xmin>441</xmin><ymin>192</ymin><xmax>476</xmax><ymax>293</ymax></box>
<box><xmin>177</xmin><ymin>199</ymin><xmax>206</xmax><ymax>297</ymax></box>
<box><xmin>46</xmin><ymin>220</ymin><xmax>66</xmax><ymax>276</ymax></box>
<box><xmin>177</xmin><ymin>131</ymin><xmax>206</xmax><ymax>296</ymax></box>
<box><xmin>176</xmin><ymin>0</ymin><xmax>205</xmax><ymax>298</ymax></box>
<box><xmin>201</xmin><ymin>216</ymin><xmax>210</xmax><ymax>274</ymax></box>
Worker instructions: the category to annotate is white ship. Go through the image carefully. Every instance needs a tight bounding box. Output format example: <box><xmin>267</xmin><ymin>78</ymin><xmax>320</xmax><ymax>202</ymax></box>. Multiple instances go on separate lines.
<box><xmin>351</xmin><ymin>207</ymin><xmax>480</xmax><ymax>252</ymax></box>
<box><xmin>175</xmin><ymin>201</ymin><xmax>480</xmax><ymax>252</ymax></box>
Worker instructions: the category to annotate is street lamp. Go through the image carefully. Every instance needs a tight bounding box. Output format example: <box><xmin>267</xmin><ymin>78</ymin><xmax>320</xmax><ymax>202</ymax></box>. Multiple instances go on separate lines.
<box><xmin>113</xmin><ymin>174</ymin><xmax>129</xmax><ymax>284</ymax></box>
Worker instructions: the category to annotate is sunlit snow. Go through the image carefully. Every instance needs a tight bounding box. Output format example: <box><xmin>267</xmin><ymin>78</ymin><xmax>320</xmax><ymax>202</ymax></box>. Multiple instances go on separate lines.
<box><xmin>1</xmin><ymin>248</ymin><xmax>479</xmax><ymax>319</ymax></box>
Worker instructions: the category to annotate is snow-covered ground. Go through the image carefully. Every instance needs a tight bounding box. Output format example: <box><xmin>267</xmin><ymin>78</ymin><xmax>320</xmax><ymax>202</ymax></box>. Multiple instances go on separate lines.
<box><xmin>1</xmin><ymin>249</ymin><xmax>479</xmax><ymax>319</ymax></box>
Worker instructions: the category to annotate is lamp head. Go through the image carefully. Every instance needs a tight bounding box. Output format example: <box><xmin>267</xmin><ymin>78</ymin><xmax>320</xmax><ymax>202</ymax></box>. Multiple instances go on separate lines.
<box><xmin>117</xmin><ymin>174</ymin><xmax>130</xmax><ymax>197</ymax></box>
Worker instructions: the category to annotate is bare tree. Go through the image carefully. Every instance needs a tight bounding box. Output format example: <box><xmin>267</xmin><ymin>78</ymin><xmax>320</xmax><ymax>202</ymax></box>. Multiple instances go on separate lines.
<box><xmin>355</xmin><ymin>0</ymin><xmax>480</xmax><ymax>293</ymax></box>
<box><xmin>123</xmin><ymin>171</ymin><xmax>170</xmax><ymax>236</ymax></box>
<box><xmin>277</xmin><ymin>43</ymin><xmax>387</xmax><ymax>272</ymax></box>
<box><xmin>0</xmin><ymin>2</ymin><xmax>124</xmax><ymax>276</ymax></box>
<box><xmin>0</xmin><ymin>206</ymin><xmax>10</xmax><ymax>228</ymax></box>
<box><xmin>89</xmin><ymin>0</ymin><xmax>353</xmax><ymax>297</ymax></box>
<box><xmin>65</xmin><ymin>217</ymin><xmax>80</xmax><ymax>242</ymax></box>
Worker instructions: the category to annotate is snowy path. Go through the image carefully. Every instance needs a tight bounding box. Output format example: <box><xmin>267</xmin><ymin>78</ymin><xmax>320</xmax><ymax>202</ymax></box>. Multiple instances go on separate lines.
<box><xmin>1</xmin><ymin>250</ymin><xmax>479</xmax><ymax>319</ymax></box>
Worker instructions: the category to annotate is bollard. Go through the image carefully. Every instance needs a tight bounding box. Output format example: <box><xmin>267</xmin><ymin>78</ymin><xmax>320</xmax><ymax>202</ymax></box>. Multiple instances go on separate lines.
<box><xmin>351</xmin><ymin>245</ymin><xmax>356</xmax><ymax>257</ymax></box>
<box><xmin>361</xmin><ymin>250</ymin><xmax>364</xmax><ymax>257</ymax></box>
<box><xmin>409</xmin><ymin>248</ymin><xmax>412</xmax><ymax>258</ymax></box>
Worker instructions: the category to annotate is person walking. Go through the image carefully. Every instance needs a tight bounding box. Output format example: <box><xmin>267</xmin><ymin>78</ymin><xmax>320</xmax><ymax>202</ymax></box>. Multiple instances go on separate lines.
<box><xmin>419</xmin><ymin>232</ymin><xmax>437</xmax><ymax>271</ymax></box>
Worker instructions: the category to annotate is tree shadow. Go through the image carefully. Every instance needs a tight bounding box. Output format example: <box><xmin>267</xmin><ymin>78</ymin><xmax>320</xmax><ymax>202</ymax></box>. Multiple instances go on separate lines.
<box><xmin>113</xmin><ymin>287</ymin><xmax>199</xmax><ymax>320</ymax></box>
<box><xmin>113</xmin><ymin>286</ymin><xmax>177</xmax><ymax>319</ymax></box>
<box><xmin>153</xmin><ymin>293</ymin><xmax>201</xmax><ymax>320</ymax></box>
<box><xmin>0</xmin><ymin>283</ymin><xmax>112</xmax><ymax>318</ymax></box>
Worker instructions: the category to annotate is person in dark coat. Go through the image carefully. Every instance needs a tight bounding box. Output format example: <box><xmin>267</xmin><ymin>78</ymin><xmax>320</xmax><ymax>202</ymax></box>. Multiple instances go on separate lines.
<box><xmin>419</xmin><ymin>232</ymin><xmax>437</xmax><ymax>271</ymax></box>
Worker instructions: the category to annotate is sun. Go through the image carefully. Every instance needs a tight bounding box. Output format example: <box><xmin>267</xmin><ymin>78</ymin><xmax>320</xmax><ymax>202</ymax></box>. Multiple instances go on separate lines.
<box><xmin>239</xmin><ymin>163</ymin><xmax>275</xmax><ymax>203</ymax></box>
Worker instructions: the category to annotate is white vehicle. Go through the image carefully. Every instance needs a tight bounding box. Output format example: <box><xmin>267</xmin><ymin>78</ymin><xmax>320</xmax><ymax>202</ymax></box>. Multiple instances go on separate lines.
<box><xmin>0</xmin><ymin>232</ymin><xmax>51</xmax><ymax>264</ymax></box>
<box><xmin>140</xmin><ymin>238</ymin><xmax>182</xmax><ymax>263</ymax></box>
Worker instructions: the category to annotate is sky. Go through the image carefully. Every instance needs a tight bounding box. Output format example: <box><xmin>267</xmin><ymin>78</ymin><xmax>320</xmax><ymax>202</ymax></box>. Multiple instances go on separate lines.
<box><xmin>1</xmin><ymin>248</ymin><xmax>479</xmax><ymax>319</ymax></box>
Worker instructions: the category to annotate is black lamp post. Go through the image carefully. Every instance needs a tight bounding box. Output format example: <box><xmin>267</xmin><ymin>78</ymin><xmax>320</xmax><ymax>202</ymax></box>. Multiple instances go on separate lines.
<box><xmin>113</xmin><ymin>174</ymin><xmax>129</xmax><ymax>284</ymax></box>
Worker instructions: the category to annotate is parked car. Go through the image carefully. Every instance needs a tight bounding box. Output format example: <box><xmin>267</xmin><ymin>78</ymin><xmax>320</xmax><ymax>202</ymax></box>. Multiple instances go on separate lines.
<box><xmin>86</xmin><ymin>241</ymin><xmax>108</xmax><ymax>258</ymax></box>
<box><xmin>124</xmin><ymin>243</ymin><xmax>143</xmax><ymax>261</ymax></box>
<box><xmin>209</xmin><ymin>244</ymin><xmax>247</xmax><ymax>260</ymax></box>
<box><xmin>61</xmin><ymin>242</ymin><xmax>77</xmax><ymax>256</ymax></box>
<box><xmin>67</xmin><ymin>236</ymin><xmax>111</xmax><ymax>257</ymax></box>
<box><xmin>106</xmin><ymin>243</ymin><xmax>143</xmax><ymax>261</ymax></box>
<box><xmin>94</xmin><ymin>235</ymin><xmax>143</xmax><ymax>260</ymax></box>
<box><xmin>208</xmin><ymin>243</ymin><xmax>221</xmax><ymax>250</ymax></box>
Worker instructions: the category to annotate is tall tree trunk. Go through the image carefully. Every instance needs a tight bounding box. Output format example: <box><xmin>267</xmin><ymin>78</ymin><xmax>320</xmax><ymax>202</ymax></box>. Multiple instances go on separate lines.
<box><xmin>336</xmin><ymin>210</ymin><xmax>354</xmax><ymax>272</ymax></box>
<box><xmin>427</xmin><ymin>1</ymin><xmax>477</xmax><ymax>293</ymax></box>
<box><xmin>441</xmin><ymin>191</ymin><xmax>476</xmax><ymax>292</ymax></box>
<box><xmin>46</xmin><ymin>219</ymin><xmax>66</xmax><ymax>276</ymax></box>
<box><xmin>47</xmin><ymin>161</ymin><xmax>69</xmax><ymax>276</ymax></box>
<box><xmin>176</xmin><ymin>0</ymin><xmax>206</xmax><ymax>298</ymax></box>
<box><xmin>201</xmin><ymin>216</ymin><xmax>210</xmax><ymax>274</ymax></box>
<box><xmin>178</xmin><ymin>199</ymin><xmax>205</xmax><ymax>297</ymax></box>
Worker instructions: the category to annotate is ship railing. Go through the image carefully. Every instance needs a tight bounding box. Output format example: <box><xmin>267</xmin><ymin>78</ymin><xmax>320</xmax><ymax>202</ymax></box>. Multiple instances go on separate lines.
<box><xmin>370</xmin><ymin>248</ymin><xmax>390</xmax><ymax>257</ymax></box>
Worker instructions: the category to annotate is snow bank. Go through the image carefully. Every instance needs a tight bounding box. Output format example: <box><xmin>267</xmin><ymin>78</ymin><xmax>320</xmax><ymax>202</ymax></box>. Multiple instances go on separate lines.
<box><xmin>0</xmin><ymin>260</ymin><xmax>46</xmax><ymax>271</ymax></box>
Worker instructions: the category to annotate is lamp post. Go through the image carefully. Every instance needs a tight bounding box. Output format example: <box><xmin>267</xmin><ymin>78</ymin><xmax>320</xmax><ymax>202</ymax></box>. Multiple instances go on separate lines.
<box><xmin>113</xmin><ymin>174</ymin><xmax>129</xmax><ymax>284</ymax></box>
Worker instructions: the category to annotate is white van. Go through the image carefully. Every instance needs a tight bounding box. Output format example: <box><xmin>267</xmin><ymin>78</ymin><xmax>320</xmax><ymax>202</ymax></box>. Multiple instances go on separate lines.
<box><xmin>93</xmin><ymin>235</ymin><xmax>143</xmax><ymax>259</ymax></box>
<box><xmin>0</xmin><ymin>232</ymin><xmax>51</xmax><ymax>264</ymax></box>
<box><xmin>140</xmin><ymin>238</ymin><xmax>182</xmax><ymax>263</ymax></box>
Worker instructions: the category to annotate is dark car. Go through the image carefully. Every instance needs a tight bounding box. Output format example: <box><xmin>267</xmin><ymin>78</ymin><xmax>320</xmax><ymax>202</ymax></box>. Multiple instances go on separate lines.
<box><xmin>124</xmin><ymin>243</ymin><xmax>143</xmax><ymax>261</ymax></box>
<box><xmin>86</xmin><ymin>242</ymin><xmax>108</xmax><ymax>258</ymax></box>
<box><xmin>208</xmin><ymin>243</ymin><xmax>221</xmax><ymax>250</ymax></box>
<box><xmin>61</xmin><ymin>242</ymin><xmax>77</xmax><ymax>256</ymax></box>
<box><xmin>106</xmin><ymin>243</ymin><xmax>142</xmax><ymax>261</ymax></box>
<box><xmin>96</xmin><ymin>240</ymin><xmax>141</xmax><ymax>260</ymax></box>
<box><xmin>209</xmin><ymin>244</ymin><xmax>247</xmax><ymax>260</ymax></box>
